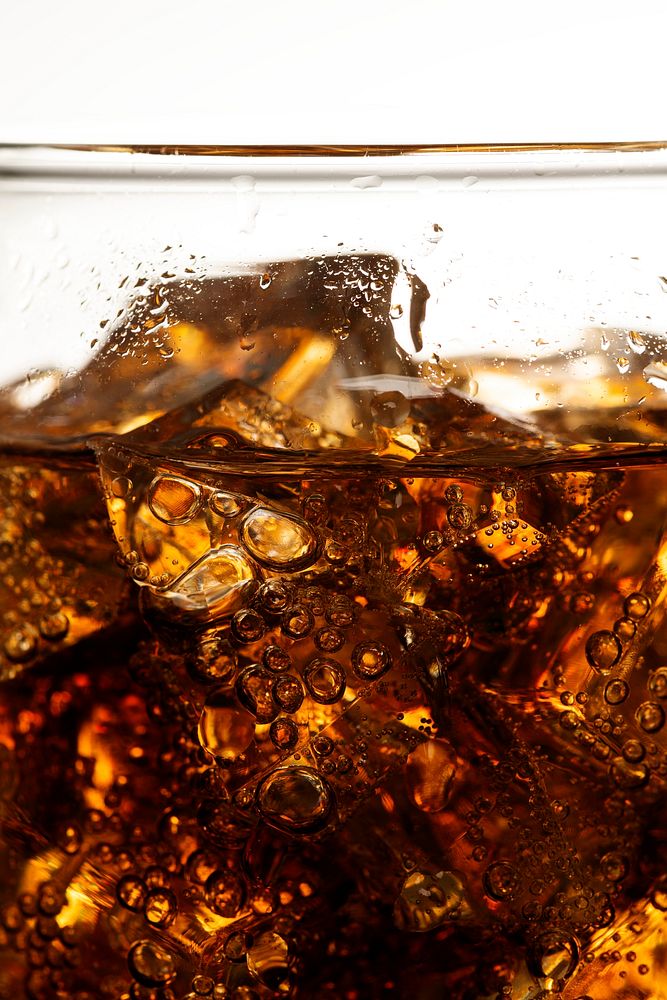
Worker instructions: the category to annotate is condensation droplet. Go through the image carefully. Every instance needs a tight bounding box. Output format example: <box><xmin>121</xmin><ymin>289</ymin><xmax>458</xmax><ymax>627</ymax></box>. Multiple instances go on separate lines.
<box><xmin>628</xmin><ymin>330</ymin><xmax>646</xmax><ymax>354</ymax></box>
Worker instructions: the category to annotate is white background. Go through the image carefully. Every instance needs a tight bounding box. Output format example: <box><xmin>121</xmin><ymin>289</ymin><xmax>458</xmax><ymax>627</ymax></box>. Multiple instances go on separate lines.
<box><xmin>1</xmin><ymin>0</ymin><xmax>666</xmax><ymax>144</ymax></box>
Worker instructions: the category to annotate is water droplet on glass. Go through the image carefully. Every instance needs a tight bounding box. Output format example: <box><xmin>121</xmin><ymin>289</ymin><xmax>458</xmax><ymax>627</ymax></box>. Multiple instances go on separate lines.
<box><xmin>628</xmin><ymin>330</ymin><xmax>646</xmax><ymax>354</ymax></box>
<box><xmin>350</xmin><ymin>175</ymin><xmax>382</xmax><ymax>189</ymax></box>
<box><xmin>644</xmin><ymin>361</ymin><xmax>667</xmax><ymax>391</ymax></box>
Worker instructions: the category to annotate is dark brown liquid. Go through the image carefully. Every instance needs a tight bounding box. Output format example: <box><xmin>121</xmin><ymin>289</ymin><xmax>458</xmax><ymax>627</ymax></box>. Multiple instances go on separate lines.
<box><xmin>2</xmin><ymin>258</ymin><xmax>667</xmax><ymax>998</ymax></box>
<box><xmin>1</xmin><ymin>437</ymin><xmax>667</xmax><ymax>1000</ymax></box>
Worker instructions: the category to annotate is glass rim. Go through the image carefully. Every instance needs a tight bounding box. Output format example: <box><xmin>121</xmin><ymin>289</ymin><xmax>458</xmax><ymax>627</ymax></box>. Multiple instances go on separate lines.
<box><xmin>2</xmin><ymin>141</ymin><xmax>667</xmax><ymax>156</ymax></box>
<box><xmin>3</xmin><ymin>141</ymin><xmax>667</xmax><ymax>183</ymax></box>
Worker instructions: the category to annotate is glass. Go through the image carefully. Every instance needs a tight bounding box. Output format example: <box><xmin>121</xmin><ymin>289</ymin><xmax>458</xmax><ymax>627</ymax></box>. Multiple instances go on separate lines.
<box><xmin>1</xmin><ymin>143</ymin><xmax>667</xmax><ymax>999</ymax></box>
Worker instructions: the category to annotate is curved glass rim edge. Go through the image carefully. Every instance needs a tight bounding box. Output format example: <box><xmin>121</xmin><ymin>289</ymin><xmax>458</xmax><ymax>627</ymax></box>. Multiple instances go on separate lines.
<box><xmin>3</xmin><ymin>141</ymin><xmax>667</xmax><ymax>156</ymax></box>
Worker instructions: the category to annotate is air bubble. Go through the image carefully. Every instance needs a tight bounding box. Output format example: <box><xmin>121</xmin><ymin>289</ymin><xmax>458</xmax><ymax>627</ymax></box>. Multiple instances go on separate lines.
<box><xmin>585</xmin><ymin>630</ymin><xmax>622</xmax><ymax>673</ymax></box>
<box><xmin>351</xmin><ymin>641</ymin><xmax>392</xmax><ymax>680</ymax></box>
<box><xmin>272</xmin><ymin>675</ymin><xmax>305</xmax><ymax>714</ymax></box>
<box><xmin>370</xmin><ymin>390</ymin><xmax>410</xmax><ymax>428</ymax></box>
<box><xmin>247</xmin><ymin>931</ymin><xmax>290</xmax><ymax>994</ymax></box>
<box><xmin>269</xmin><ymin>718</ymin><xmax>299</xmax><ymax>751</ymax></box>
<box><xmin>205</xmin><ymin>869</ymin><xmax>246</xmax><ymax>917</ymax></box>
<box><xmin>483</xmin><ymin>861</ymin><xmax>518</xmax><ymax>901</ymax></box>
<box><xmin>303</xmin><ymin>658</ymin><xmax>346</xmax><ymax>704</ymax></box>
<box><xmin>604</xmin><ymin>678</ymin><xmax>629</xmax><ymax>705</ymax></box>
<box><xmin>636</xmin><ymin>701</ymin><xmax>665</xmax><ymax>733</ymax></box>
<box><xmin>148</xmin><ymin>475</ymin><xmax>202</xmax><ymax>525</ymax></box>
<box><xmin>394</xmin><ymin>869</ymin><xmax>467</xmax><ymax>931</ymax></box>
<box><xmin>198</xmin><ymin>692</ymin><xmax>256</xmax><ymax>762</ymax></box>
<box><xmin>128</xmin><ymin>940</ymin><xmax>176</xmax><ymax>986</ymax></box>
<box><xmin>240</xmin><ymin>508</ymin><xmax>318</xmax><ymax>571</ymax></box>
<box><xmin>116</xmin><ymin>874</ymin><xmax>147</xmax><ymax>912</ymax></box>
<box><xmin>210</xmin><ymin>491</ymin><xmax>244</xmax><ymax>518</ymax></box>
<box><xmin>624</xmin><ymin>592</ymin><xmax>651</xmax><ymax>621</ymax></box>
<box><xmin>257</xmin><ymin>766</ymin><xmax>335</xmax><ymax>835</ymax></box>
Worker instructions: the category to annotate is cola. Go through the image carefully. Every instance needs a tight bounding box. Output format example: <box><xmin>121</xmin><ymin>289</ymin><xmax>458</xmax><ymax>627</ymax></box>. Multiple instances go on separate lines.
<box><xmin>1</xmin><ymin>260</ymin><xmax>667</xmax><ymax>1000</ymax></box>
